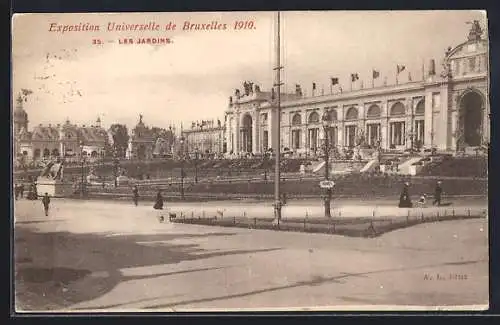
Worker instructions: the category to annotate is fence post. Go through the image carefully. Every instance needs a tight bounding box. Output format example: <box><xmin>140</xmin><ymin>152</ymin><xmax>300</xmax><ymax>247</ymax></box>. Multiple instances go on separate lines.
<box><xmin>233</xmin><ymin>216</ymin><xmax>236</xmax><ymax>224</ymax></box>
<box><xmin>436</xmin><ymin>210</ymin><xmax>440</xmax><ymax>221</ymax></box>
<box><xmin>202</xmin><ymin>210</ymin><xmax>205</xmax><ymax>218</ymax></box>
<box><xmin>407</xmin><ymin>210</ymin><xmax>410</xmax><ymax>223</ymax></box>
<box><xmin>468</xmin><ymin>209</ymin><xmax>471</xmax><ymax>217</ymax></box>
<box><xmin>452</xmin><ymin>209</ymin><xmax>455</xmax><ymax>217</ymax></box>
<box><xmin>191</xmin><ymin>211</ymin><xmax>194</xmax><ymax>218</ymax></box>
<box><xmin>304</xmin><ymin>218</ymin><xmax>306</xmax><ymax>231</ymax></box>
<box><xmin>421</xmin><ymin>212</ymin><xmax>424</xmax><ymax>222</ymax></box>
<box><xmin>254</xmin><ymin>217</ymin><xmax>257</xmax><ymax>228</ymax></box>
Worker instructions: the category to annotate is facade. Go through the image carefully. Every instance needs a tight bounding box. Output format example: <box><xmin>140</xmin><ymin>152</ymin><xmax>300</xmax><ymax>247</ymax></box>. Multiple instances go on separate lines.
<box><xmin>182</xmin><ymin>119</ymin><xmax>226</xmax><ymax>155</ymax></box>
<box><xmin>224</xmin><ymin>23</ymin><xmax>489</xmax><ymax>156</ymax></box>
<box><xmin>126</xmin><ymin>115</ymin><xmax>156</xmax><ymax>160</ymax></box>
<box><xmin>125</xmin><ymin>115</ymin><xmax>176</xmax><ymax>159</ymax></box>
<box><xmin>13</xmin><ymin>95</ymin><xmax>109</xmax><ymax>163</ymax></box>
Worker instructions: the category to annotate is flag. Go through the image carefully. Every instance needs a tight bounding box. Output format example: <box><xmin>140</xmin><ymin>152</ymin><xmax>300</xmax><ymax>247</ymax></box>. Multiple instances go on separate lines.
<box><xmin>372</xmin><ymin>70</ymin><xmax>380</xmax><ymax>79</ymax></box>
<box><xmin>397</xmin><ymin>65</ymin><xmax>406</xmax><ymax>74</ymax></box>
<box><xmin>331</xmin><ymin>77</ymin><xmax>339</xmax><ymax>86</ymax></box>
<box><xmin>312</xmin><ymin>82</ymin><xmax>316</xmax><ymax>90</ymax></box>
<box><xmin>351</xmin><ymin>73</ymin><xmax>359</xmax><ymax>82</ymax></box>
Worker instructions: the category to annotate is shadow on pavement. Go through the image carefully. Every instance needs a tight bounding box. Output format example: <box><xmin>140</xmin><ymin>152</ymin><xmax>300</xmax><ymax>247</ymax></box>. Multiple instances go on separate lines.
<box><xmin>141</xmin><ymin>259</ymin><xmax>486</xmax><ymax>310</ymax></box>
<box><xmin>14</xmin><ymin>227</ymin><xmax>281</xmax><ymax>311</ymax></box>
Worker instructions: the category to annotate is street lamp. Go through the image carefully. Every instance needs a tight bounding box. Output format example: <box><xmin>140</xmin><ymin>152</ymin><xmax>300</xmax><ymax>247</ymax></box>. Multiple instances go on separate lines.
<box><xmin>194</xmin><ymin>148</ymin><xmax>199</xmax><ymax>183</ymax></box>
<box><xmin>113</xmin><ymin>150</ymin><xmax>119</xmax><ymax>188</ymax></box>
<box><xmin>321</xmin><ymin>113</ymin><xmax>333</xmax><ymax>218</ymax></box>
<box><xmin>179</xmin><ymin>137</ymin><xmax>185</xmax><ymax>200</ymax></box>
<box><xmin>79</xmin><ymin>141</ymin><xmax>86</xmax><ymax>197</ymax></box>
<box><xmin>262</xmin><ymin>151</ymin><xmax>269</xmax><ymax>181</ymax></box>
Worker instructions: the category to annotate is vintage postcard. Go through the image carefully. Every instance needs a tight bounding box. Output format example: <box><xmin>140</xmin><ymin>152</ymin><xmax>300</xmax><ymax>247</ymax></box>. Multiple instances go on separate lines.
<box><xmin>12</xmin><ymin>11</ymin><xmax>489</xmax><ymax>312</ymax></box>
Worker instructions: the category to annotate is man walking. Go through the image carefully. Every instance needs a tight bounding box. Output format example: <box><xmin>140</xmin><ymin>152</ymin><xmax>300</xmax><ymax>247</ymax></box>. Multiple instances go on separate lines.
<box><xmin>433</xmin><ymin>181</ymin><xmax>443</xmax><ymax>206</ymax></box>
<box><xmin>132</xmin><ymin>185</ymin><xmax>139</xmax><ymax>206</ymax></box>
<box><xmin>19</xmin><ymin>183</ymin><xmax>25</xmax><ymax>199</ymax></box>
<box><xmin>42</xmin><ymin>192</ymin><xmax>51</xmax><ymax>216</ymax></box>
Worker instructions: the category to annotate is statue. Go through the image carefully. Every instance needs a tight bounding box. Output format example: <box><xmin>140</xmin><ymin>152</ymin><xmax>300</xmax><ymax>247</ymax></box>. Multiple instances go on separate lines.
<box><xmin>139</xmin><ymin>114</ymin><xmax>143</xmax><ymax>124</ymax></box>
<box><xmin>40</xmin><ymin>160</ymin><xmax>64</xmax><ymax>180</ymax></box>
<box><xmin>243</xmin><ymin>81</ymin><xmax>250</xmax><ymax>96</ymax></box>
<box><xmin>467</xmin><ymin>20</ymin><xmax>483</xmax><ymax>42</ymax></box>
<box><xmin>440</xmin><ymin>61</ymin><xmax>452</xmax><ymax>78</ymax></box>
<box><xmin>235</xmin><ymin>89</ymin><xmax>241</xmax><ymax>98</ymax></box>
<box><xmin>229</xmin><ymin>96</ymin><xmax>233</xmax><ymax>105</ymax></box>
<box><xmin>217</xmin><ymin>119</ymin><xmax>221</xmax><ymax>127</ymax></box>
<box><xmin>254</xmin><ymin>84</ymin><xmax>260</xmax><ymax>93</ymax></box>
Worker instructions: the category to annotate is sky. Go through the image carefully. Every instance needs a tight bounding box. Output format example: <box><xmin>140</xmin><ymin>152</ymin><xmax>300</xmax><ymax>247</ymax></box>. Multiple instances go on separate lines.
<box><xmin>12</xmin><ymin>11</ymin><xmax>487</xmax><ymax>132</ymax></box>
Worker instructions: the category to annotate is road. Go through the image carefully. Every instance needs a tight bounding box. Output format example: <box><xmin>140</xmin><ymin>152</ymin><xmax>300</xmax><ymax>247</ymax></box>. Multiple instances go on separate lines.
<box><xmin>14</xmin><ymin>199</ymin><xmax>489</xmax><ymax>311</ymax></box>
<box><xmin>32</xmin><ymin>196</ymin><xmax>486</xmax><ymax>220</ymax></box>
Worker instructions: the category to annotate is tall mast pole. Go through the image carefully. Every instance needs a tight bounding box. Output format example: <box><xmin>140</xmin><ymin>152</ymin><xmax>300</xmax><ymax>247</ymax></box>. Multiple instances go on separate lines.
<box><xmin>273</xmin><ymin>11</ymin><xmax>283</xmax><ymax>222</ymax></box>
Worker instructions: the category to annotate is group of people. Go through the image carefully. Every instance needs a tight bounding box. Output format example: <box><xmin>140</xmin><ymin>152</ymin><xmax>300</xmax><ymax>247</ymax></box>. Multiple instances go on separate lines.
<box><xmin>131</xmin><ymin>185</ymin><xmax>164</xmax><ymax>211</ymax></box>
<box><xmin>14</xmin><ymin>183</ymin><xmax>25</xmax><ymax>200</ymax></box>
<box><xmin>14</xmin><ymin>182</ymin><xmax>39</xmax><ymax>200</ymax></box>
<box><xmin>399</xmin><ymin>180</ymin><xmax>443</xmax><ymax>208</ymax></box>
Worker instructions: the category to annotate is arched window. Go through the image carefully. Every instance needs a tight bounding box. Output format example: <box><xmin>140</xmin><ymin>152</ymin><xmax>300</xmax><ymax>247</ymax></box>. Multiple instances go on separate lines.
<box><xmin>292</xmin><ymin>113</ymin><xmax>302</xmax><ymax>126</ymax></box>
<box><xmin>390</xmin><ymin>102</ymin><xmax>406</xmax><ymax>116</ymax></box>
<box><xmin>308</xmin><ymin>111</ymin><xmax>320</xmax><ymax>124</ymax></box>
<box><xmin>323</xmin><ymin>109</ymin><xmax>338</xmax><ymax>122</ymax></box>
<box><xmin>366</xmin><ymin>104</ymin><xmax>381</xmax><ymax>118</ymax></box>
<box><xmin>345</xmin><ymin>107</ymin><xmax>359</xmax><ymax>121</ymax></box>
<box><xmin>91</xmin><ymin>151</ymin><xmax>98</xmax><ymax>158</ymax></box>
<box><xmin>415</xmin><ymin>100</ymin><xmax>425</xmax><ymax>115</ymax></box>
<box><xmin>43</xmin><ymin>149</ymin><xmax>50</xmax><ymax>157</ymax></box>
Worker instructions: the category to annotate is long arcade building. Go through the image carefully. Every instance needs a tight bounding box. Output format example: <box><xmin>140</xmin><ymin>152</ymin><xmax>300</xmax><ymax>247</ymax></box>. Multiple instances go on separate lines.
<box><xmin>224</xmin><ymin>23</ymin><xmax>489</xmax><ymax>156</ymax></box>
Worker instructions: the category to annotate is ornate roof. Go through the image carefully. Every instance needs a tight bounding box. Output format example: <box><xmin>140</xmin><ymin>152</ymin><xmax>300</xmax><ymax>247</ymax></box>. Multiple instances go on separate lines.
<box><xmin>31</xmin><ymin>125</ymin><xmax>60</xmax><ymax>141</ymax></box>
<box><xmin>79</xmin><ymin>126</ymin><xmax>109</xmax><ymax>143</ymax></box>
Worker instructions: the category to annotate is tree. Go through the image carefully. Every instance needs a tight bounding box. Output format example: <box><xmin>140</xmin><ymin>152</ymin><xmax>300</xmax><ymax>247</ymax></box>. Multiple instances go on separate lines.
<box><xmin>109</xmin><ymin>124</ymin><xmax>129</xmax><ymax>158</ymax></box>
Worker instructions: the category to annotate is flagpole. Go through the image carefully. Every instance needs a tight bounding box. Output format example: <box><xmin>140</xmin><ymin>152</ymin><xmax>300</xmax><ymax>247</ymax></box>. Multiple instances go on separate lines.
<box><xmin>421</xmin><ymin>59</ymin><xmax>425</xmax><ymax>81</ymax></box>
<box><xmin>372</xmin><ymin>69</ymin><xmax>374</xmax><ymax>88</ymax></box>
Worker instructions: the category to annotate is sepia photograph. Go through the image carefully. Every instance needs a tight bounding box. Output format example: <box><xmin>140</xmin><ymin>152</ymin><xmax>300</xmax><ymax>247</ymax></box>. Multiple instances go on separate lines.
<box><xmin>12</xmin><ymin>10</ymin><xmax>489</xmax><ymax>312</ymax></box>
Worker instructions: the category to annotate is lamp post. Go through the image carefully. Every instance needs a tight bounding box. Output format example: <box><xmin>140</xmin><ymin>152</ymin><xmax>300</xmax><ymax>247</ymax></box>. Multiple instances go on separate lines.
<box><xmin>408</xmin><ymin>131</ymin><xmax>415</xmax><ymax>153</ymax></box>
<box><xmin>194</xmin><ymin>148</ymin><xmax>199</xmax><ymax>183</ymax></box>
<box><xmin>262</xmin><ymin>151</ymin><xmax>268</xmax><ymax>181</ymax></box>
<box><xmin>179</xmin><ymin>137</ymin><xmax>185</xmax><ymax>200</ymax></box>
<box><xmin>79</xmin><ymin>141</ymin><xmax>86</xmax><ymax>197</ymax></box>
<box><xmin>113</xmin><ymin>151</ymin><xmax>119</xmax><ymax>188</ymax></box>
<box><xmin>322</xmin><ymin>113</ymin><xmax>332</xmax><ymax>218</ymax></box>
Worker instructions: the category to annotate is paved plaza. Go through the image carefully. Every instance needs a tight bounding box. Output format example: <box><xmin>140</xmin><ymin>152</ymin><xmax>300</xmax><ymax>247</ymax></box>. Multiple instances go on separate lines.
<box><xmin>14</xmin><ymin>198</ymin><xmax>489</xmax><ymax>311</ymax></box>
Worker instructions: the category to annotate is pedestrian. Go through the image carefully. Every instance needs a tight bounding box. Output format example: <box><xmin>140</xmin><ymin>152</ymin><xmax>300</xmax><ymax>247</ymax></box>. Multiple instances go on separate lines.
<box><xmin>154</xmin><ymin>190</ymin><xmax>164</xmax><ymax>222</ymax></box>
<box><xmin>42</xmin><ymin>192</ymin><xmax>50</xmax><ymax>216</ymax></box>
<box><xmin>14</xmin><ymin>184</ymin><xmax>19</xmax><ymax>200</ymax></box>
<box><xmin>416</xmin><ymin>193</ymin><xmax>427</xmax><ymax>208</ymax></box>
<box><xmin>398</xmin><ymin>182</ymin><xmax>412</xmax><ymax>208</ymax></box>
<box><xmin>282</xmin><ymin>192</ymin><xmax>287</xmax><ymax>205</ymax></box>
<box><xmin>20</xmin><ymin>183</ymin><xmax>25</xmax><ymax>198</ymax></box>
<box><xmin>132</xmin><ymin>185</ymin><xmax>139</xmax><ymax>206</ymax></box>
<box><xmin>433</xmin><ymin>181</ymin><xmax>443</xmax><ymax>206</ymax></box>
